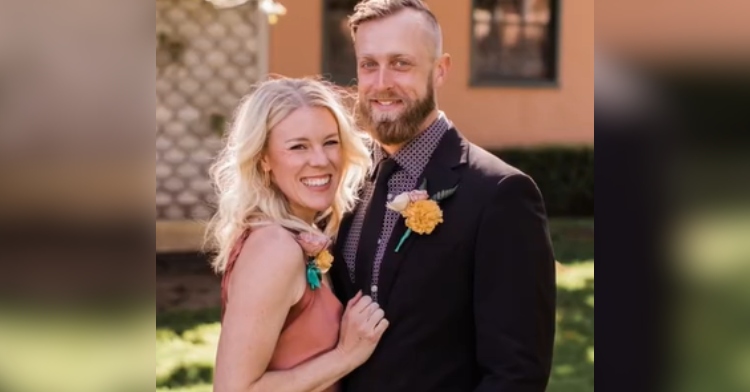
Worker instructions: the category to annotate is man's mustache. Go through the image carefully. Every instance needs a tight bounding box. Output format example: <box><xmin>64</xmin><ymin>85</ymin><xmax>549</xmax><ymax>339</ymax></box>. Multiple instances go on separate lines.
<box><xmin>366</xmin><ymin>94</ymin><xmax>405</xmax><ymax>101</ymax></box>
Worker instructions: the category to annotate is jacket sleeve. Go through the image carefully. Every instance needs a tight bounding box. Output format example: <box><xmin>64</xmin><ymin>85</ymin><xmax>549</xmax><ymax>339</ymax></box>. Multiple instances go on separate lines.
<box><xmin>473</xmin><ymin>173</ymin><xmax>557</xmax><ymax>392</ymax></box>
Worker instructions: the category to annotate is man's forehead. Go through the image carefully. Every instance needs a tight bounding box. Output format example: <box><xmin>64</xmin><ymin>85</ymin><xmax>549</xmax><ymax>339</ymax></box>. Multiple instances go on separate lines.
<box><xmin>355</xmin><ymin>38</ymin><xmax>419</xmax><ymax>58</ymax></box>
<box><xmin>354</xmin><ymin>10</ymin><xmax>435</xmax><ymax>57</ymax></box>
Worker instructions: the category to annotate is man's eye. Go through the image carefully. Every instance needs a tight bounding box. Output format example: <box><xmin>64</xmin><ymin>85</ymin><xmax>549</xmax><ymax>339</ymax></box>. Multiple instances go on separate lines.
<box><xmin>361</xmin><ymin>61</ymin><xmax>376</xmax><ymax>69</ymax></box>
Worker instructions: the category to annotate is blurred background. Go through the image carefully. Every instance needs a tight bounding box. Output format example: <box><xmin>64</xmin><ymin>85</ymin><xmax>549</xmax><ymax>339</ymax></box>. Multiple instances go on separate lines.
<box><xmin>1</xmin><ymin>0</ymin><xmax>748</xmax><ymax>391</ymax></box>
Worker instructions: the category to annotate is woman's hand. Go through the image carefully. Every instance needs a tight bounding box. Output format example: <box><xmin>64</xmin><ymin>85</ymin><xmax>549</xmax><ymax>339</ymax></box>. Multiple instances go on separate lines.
<box><xmin>335</xmin><ymin>291</ymin><xmax>389</xmax><ymax>368</ymax></box>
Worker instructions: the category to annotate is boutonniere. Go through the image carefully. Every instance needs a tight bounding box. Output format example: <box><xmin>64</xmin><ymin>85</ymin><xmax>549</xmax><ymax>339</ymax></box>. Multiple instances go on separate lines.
<box><xmin>386</xmin><ymin>179</ymin><xmax>458</xmax><ymax>252</ymax></box>
<box><xmin>296</xmin><ymin>232</ymin><xmax>334</xmax><ymax>290</ymax></box>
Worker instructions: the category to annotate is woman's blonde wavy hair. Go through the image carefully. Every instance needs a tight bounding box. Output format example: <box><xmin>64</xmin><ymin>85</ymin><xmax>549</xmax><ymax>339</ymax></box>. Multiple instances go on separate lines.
<box><xmin>205</xmin><ymin>76</ymin><xmax>372</xmax><ymax>273</ymax></box>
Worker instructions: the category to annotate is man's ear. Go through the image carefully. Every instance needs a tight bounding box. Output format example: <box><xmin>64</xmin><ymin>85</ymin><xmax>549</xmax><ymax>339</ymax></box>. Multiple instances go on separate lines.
<box><xmin>434</xmin><ymin>53</ymin><xmax>451</xmax><ymax>87</ymax></box>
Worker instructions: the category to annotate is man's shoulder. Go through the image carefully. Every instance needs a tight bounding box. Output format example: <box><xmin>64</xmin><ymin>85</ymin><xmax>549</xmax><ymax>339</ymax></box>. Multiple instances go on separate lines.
<box><xmin>463</xmin><ymin>141</ymin><xmax>527</xmax><ymax>182</ymax></box>
<box><xmin>458</xmin><ymin>141</ymin><xmax>547</xmax><ymax>216</ymax></box>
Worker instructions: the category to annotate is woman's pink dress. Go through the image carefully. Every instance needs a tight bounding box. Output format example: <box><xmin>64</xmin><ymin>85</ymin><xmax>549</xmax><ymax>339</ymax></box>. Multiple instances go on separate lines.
<box><xmin>221</xmin><ymin>229</ymin><xmax>344</xmax><ymax>391</ymax></box>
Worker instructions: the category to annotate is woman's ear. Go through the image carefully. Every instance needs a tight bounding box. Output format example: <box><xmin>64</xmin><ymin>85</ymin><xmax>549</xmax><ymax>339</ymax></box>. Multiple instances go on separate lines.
<box><xmin>260</xmin><ymin>156</ymin><xmax>270</xmax><ymax>172</ymax></box>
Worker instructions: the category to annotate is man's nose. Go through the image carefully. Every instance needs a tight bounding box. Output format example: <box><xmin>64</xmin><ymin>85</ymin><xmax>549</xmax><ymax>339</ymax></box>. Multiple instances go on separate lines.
<box><xmin>375</xmin><ymin>68</ymin><xmax>393</xmax><ymax>90</ymax></box>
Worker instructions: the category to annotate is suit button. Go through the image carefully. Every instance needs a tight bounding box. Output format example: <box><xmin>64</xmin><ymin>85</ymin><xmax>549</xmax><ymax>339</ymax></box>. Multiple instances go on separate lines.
<box><xmin>371</xmin><ymin>285</ymin><xmax>378</xmax><ymax>293</ymax></box>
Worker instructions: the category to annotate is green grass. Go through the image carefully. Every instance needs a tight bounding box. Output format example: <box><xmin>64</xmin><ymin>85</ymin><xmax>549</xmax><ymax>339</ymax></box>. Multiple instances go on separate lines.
<box><xmin>549</xmin><ymin>260</ymin><xmax>594</xmax><ymax>392</ymax></box>
<box><xmin>155</xmin><ymin>218</ymin><xmax>595</xmax><ymax>391</ymax></box>
<box><xmin>156</xmin><ymin>322</ymin><xmax>220</xmax><ymax>389</ymax></box>
<box><xmin>547</xmin><ymin>218</ymin><xmax>594</xmax><ymax>392</ymax></box>
<box><xmin>156</xmin><ymin>384</ymin><xmax>213</xmax><ymax>392</ymax></box>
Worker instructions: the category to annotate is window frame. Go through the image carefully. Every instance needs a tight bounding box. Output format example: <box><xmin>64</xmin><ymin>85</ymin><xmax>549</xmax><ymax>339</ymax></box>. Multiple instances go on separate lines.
<box><xmin>469</xmin><ymin>0</ymin><xmax>562</xmax><ymax>88</ymax></box>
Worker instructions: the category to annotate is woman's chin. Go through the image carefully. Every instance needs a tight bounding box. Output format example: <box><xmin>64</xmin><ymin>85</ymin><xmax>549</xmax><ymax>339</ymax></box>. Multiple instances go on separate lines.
<box><xmin>302</xmin><ymin>200</ymin><xmax>334</xmax><ymax>215</ymax></box>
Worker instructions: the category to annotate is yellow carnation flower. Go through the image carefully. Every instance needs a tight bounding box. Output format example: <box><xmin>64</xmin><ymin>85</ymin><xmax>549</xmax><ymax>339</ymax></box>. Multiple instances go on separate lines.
<box><xmin>402</xmin><ymin>199</ymin><xmax>443</xmax><ymax>234</ymax></box>
<box><xmin>315</xmin><ymin>249</ymin><xmax>334</xmax><ymax>273</ymax></box>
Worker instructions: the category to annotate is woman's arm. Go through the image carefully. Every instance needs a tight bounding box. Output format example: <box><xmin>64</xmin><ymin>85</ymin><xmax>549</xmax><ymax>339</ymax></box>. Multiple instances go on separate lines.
<box><xmin>213</xmin><ymin>225</ymin><xmax>383</xmax><ymax>392</ymax></box>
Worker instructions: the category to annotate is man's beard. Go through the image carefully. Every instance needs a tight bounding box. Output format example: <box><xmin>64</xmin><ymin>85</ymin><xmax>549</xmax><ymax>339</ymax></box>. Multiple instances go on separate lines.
<box><xmin>356</xmin><ymin>80</ymin><xmax>436</xmax><ymax>146</ymax></box>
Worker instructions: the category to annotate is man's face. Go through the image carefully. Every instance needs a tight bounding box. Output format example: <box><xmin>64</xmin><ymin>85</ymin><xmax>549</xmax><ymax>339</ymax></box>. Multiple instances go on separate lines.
<box><xmin>353</xmin><ymin>9</ymin><xmax>445</xmax><ymax>146</ymax></box>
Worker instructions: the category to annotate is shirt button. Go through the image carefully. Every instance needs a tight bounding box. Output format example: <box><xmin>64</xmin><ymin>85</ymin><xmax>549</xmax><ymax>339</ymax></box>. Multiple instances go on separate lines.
<box><xmin>371</xmin><ymin>285</ymin><xmax>378</xmax><ymax>293</ymax></box>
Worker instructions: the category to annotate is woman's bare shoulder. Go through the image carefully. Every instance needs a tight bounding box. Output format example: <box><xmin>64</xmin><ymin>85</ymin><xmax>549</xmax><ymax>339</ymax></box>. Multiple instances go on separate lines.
<box><xmin>225</xmin><ymin>224</ymin><xmax>306</xmax><ymax>308</ymax></box>
<box><xmin>236</xmin><ymin>224</ymin><xmax>304</xmax><ymax>272</ymax></box>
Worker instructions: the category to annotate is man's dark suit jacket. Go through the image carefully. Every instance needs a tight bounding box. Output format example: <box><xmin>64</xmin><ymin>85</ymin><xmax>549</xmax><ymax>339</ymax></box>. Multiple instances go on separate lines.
<box><xmin>329</xmin><ymin>127</ymin><xmax>557</xmax><ymax>392</ymax></box>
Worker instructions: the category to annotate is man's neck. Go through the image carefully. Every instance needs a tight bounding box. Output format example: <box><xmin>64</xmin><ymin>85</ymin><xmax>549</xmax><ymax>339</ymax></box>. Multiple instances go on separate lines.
<box><xmin>381</xmin><ymin>109</ymin><xmax>440</xmax><ymax>156</ymax></box>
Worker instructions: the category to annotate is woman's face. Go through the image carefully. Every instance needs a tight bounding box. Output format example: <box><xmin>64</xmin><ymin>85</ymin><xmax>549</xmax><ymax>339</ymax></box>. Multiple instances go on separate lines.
<box><xmin>262</xmin><ymin>106</ymin><xmax>343</xmax><ymax>224</ymax></box>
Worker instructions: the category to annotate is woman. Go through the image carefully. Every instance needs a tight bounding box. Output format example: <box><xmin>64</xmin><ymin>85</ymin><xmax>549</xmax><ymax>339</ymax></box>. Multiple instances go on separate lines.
<box><xmin>206</xmin><ymin>77</ymin><xmax>387</xmax><ymax>392</ymax></box>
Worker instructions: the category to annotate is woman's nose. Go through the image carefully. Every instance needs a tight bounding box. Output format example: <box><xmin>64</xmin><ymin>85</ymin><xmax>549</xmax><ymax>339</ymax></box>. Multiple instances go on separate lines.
<box><xmin>308</xmin><ymin>146</ymin><xmax>328</xmax><ymax>166</ymax></box>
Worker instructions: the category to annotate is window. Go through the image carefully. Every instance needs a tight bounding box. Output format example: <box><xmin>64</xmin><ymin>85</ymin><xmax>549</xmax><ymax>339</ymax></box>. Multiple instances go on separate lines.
<box><xmin>471</xmin><ymin>0</ymin><xmax>559</xmax><ymax>86</ymax></box>
<box><xmin>322</xmin><ymin>0</ymin><xmax>360</xmax><ymax>87</ymax></box>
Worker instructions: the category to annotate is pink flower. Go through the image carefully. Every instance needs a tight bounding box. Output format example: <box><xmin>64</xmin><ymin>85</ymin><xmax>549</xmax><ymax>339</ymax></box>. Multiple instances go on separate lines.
<box><xmin>387</xmin><ymin>190</ymin><xmax>430</xmax><ymax>212</ymax></box>
<box><xmin>296</xmin><ymin>232</ymin><xmax>332</xmax><ymax>257</ymax></box>
<box><xmin>407</xmin><ymin>190</ymin><xmax>429</xmax><ymax>202</ymax></box>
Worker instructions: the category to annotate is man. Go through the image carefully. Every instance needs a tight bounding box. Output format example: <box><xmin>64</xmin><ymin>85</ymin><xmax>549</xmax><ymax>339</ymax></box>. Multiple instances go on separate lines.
<box><xmin>329</xmin><ymin>1</ymin><xmax>557</xmax><ymax>391</ymax></box>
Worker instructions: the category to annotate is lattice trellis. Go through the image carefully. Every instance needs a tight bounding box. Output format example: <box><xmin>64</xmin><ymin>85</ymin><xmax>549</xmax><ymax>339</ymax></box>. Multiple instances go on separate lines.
<box><xmin>156</xmin><ymin>0</ymin><xmax>264</xmax><ymax>220</ymax></box>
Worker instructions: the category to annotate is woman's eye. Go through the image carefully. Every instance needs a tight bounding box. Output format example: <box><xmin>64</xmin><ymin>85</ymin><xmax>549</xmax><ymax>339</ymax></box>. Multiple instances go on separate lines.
<box><xmin>325</xmin><ymin>140</ymin><xmax>340</xmax><ymax>146</ymax></box>
<box><xmin>290</xmin><ymin>145</ymin><xmax>305</xmax><ymax>150</ymax></box>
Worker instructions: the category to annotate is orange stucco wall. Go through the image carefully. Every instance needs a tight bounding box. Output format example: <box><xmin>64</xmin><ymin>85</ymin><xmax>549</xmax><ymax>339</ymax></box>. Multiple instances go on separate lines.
<box><xmin>269</xmin><ymin>0</ymin><xmax>593</xmax><ymax>148</ymax></box>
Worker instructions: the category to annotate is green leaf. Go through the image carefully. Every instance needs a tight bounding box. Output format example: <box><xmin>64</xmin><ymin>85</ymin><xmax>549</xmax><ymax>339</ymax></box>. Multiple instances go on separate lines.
<box><xmin>431</xmin><ymin>185</ymin><xmax>459</xmax><ymax>201</ymax></box>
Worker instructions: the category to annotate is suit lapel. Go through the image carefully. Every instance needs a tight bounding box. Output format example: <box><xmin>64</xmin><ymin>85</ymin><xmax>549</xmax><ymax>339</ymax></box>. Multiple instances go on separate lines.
<box><xmin>331</xmin><ymin>210</ymin><xmax>356</xmax><ymax>303</ymax></box>
<box><xmin>377</xmin><ymin>128</ymin><xmax>469</xmax><ymax>310</ymax></box>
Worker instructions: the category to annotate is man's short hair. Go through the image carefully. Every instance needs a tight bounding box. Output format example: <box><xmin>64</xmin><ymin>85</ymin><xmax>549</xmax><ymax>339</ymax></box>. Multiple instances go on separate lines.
<box><xmin>348</xmin><ymin>0</ymin><xmax>443</xmax><ymax>58</ymax></box>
